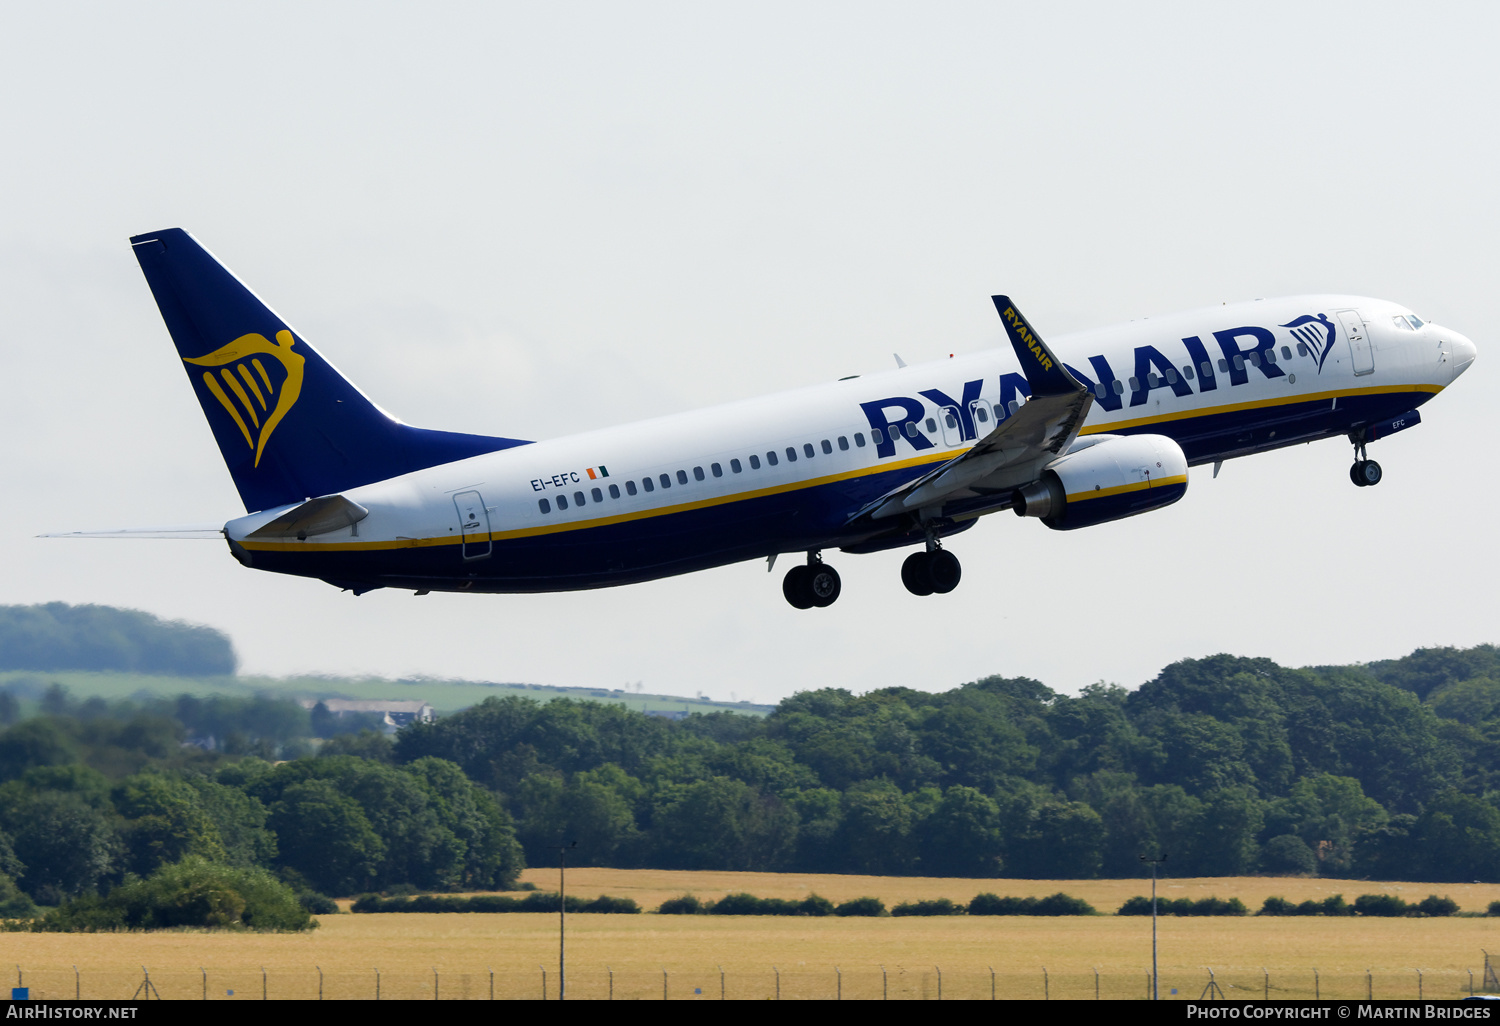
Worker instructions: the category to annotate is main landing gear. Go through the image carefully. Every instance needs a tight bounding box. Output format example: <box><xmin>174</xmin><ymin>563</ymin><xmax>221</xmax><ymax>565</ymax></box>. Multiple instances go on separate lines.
<box><xmin>901</xmin><ymin>545</ymin><xmax>962</xmax><ymax>596</ymax></box>
<box><xmin>1349</xmin><ymin>435</ymin><xmax>1382</xmax><ymax>488</ymax></box>
<box><xmin>783</xmin><ymin>553</ymin><xmax>841</xmax><ymax>609</ymax></box>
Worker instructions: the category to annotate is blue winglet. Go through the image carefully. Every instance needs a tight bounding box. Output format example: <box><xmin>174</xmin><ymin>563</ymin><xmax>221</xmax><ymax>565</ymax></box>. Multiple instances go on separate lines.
<box><xmin>131</xmin><ymin>229</ymin><xmax>530</xmax><ymax>513</ymax></box>
<box><xmin>991</xmin><ymin>296</ymin><xmax>1084</xmax><ymax>397</ymax></box>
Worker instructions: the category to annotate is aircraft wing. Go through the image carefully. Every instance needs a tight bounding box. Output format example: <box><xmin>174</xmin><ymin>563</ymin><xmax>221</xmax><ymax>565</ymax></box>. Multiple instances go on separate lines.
<box><xmin>852</xmin><ymin>296</ymin><xmax>1094</xmax><ymax>521</ymax></box>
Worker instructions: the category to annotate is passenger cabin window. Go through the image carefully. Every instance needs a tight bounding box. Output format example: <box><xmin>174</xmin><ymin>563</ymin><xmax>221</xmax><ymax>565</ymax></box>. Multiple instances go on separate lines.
<box><xmin>642</xmin><ymin>478</ymin><xmax>654</xmax><ymax>493</ymax></box>
<box><xmin>557</xmin><ymin>494</ymin><xmax>569</xmax><ymax>509</ymax></box>
<box><xmin>1112</xmin><ymin>380</ymin><xmax>1124</xmax><ymax>395</ymax></box>
<box><xmin>660</xmin><ymin>473</ymin><xmax>672</xmax><ymax>488</ymax></box>
<box><xmin>711</xmin><ymin>463</ymin><xmax>722</xmax><ymax>478</ymax></box>
<box><xmin>749</xmin><ymin>454</ymin><xmax>761</xmax><ymax>469</ymax></box>
<box><xmin>1296</xmin><ymin>343</ymin><xmax>1308</xmax><ymax>357</ymax></box>
<box><xmin>591</xmin><ymin>487</ymin><xmax>603</xmax><ymax>503</ymax></box>
<box><xmin>925</xmin><ymin>418</ymin><xmax>937</xmax><ymax>433</ymax></box>
<box><xmin>1128</xmin><ymin>376</ymin><xmax>1140</xmax><ymax>391</ymax></box>
<box><xmin>1183</xmin><ymin>365</ymin><xmax>1195</xmax><ymax>380</ymax></box>
<box><xmin>766</xmin><ymin>451</ymin><xmax>778</xmax><ymax>466</ymax></box>
<box><xmin>803</xmin><ymin>443</ymin><xmax>815</xmax><ymax>459</ymax></box>
<box><xmin>574</xmin><ymin>490</ymin><xmax>586</xmax><ymax>506</ymax></box>
<box><xmin>1218</xmin><ymin>358</ymin><xmax>1230</xmax><ymax>372</ymax></box>
<box><xmin>1201</xmin><ymin>361</ymin><xmax>1213</xmax><ymax>376</ymax></box>
<box><xmin>837</xmin><ymin>436</ymin><xmax>849</xmax><ymax>450</ymax></box>
<box><xmin>609</xmin><ymin>484</ymin><xmax>620</xmax><ymax>499</ymax></box>
<box><xmin>905</xmin><ymin>422</ymin><xmax>919</xmax><ymax>438</ymax></box>
<box><xmin>870</xmin><ymin>427</ymin><xmax>883</xmax><ymax>444</ymax></box>
<box><xmin>693</xmin><ymin>466</ymin><xmax>705</xmax><ymax>481</ymax></box>
<box><xmin>1095</xmin><ymin>384</ymin><xmax>1109</xmax><ymax>399</ymax></box>
<box><xmin>1146</xmin><ymin>373</ymin><xmax>1159</xmax><ymax>387</ymax></box>
<box><xmin>822</xmin><ymin>439</ymin><xmax>833</xmax><ymax>454</ymax></box>
<box><xmin>785</xmin><ymin>447</ymin><xmax>797</xmax><ymax>462</ymax></box>
<box><xmin>731</xmin><ymin>458</ymin><xmax>743</xmax><ymax>473</ymax></box>
<box><xmin>677</xmin><ymin>469</ymin><xmax>689</xmax><ymax>485</ymax></box>
<box><xmin>626</xmin><ymin>480</ymin><xmax>638</xmax><ymax>496</ymax></box>
<box><xmin>1281</xmin><ymin>346</ymin><xmax>1292</xmax><ymax>360</ymax></box>
<box><xmin>974</xmin><ymin>406</ymin><xmax>989</xmax><ymax>424</ymax></box>
<box><xmin>1165</xmin><ymin>368</ymin><xmax>1178</xmax><ymax>384</ymax></box>
<box><xmin>538</xmin><ymin>498</ymin><xmax>551</xmax><ymax>514</ymax></box>
<box><xmin>855</xmin><ymin>432</ymin><xmax>867</xmax><ymax>447</ymax></box>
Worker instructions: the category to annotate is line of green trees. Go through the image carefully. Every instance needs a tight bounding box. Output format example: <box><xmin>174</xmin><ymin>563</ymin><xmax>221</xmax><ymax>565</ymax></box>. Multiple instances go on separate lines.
<box><xmin>0</xmin><ymin>603</ymin><xmax>236</xmax><ymax>676</ymax></box>
<box><xmin>0</xmin><ymin>644</ymin><xmax>1491</xmax><ymax>920</ymax></box>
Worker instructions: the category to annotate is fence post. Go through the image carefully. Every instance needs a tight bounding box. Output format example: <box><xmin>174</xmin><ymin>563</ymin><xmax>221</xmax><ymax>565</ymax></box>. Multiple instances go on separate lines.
<box><xmin>836</xmin><ymin>966</ymin><xmax>841</xmax><ymax>1001</ymax></box>
<box><xmin>881</xmin><ymin>965</ymin><xmax>887</xmax><ymax>1001</ymax></box>
<box><xmin>539</xmin><ymin>966</ymin><xmax>545</xmax><ymax>1001</ymax></box>
<box><xmin>376</xmin><ymin>967</ymin><xmax>380</xmax><ymax>1001</ymax></box>
<box><xmin>261</xmin><ymin>966</ymin><xmax>266</xmax><ymax>1001</ymax></box>
<box><xmin>719</xmin><ymin>965</ymin><xmax>724</xmax><ymax>1001</ymax></box>
<box><xmin>73</xmin><ymin>966</ymin><xmax>79</xmax><ymax>1002</ymax></box>
<box><xmin>607</xmin><ymin>966</ymin><xmax>612</xmax><ymax>1001</ymax></box>
<box><xmin>1314</xmin><ymin>969</ymin><xmax>1319</xmax><ymax>1000</ymax></box>
<box><xmin>1264</xmin><ymin>968</ymin><xmax>1268</xmax><ymax>1000</ymax></box>
<box><xmin>1044</xmin><ymin>967</ymin><xmax>1049</xmax><ymax>1001</ymax></box>
<box><xmin>1368</xmin><ymin>969</ymin><xmax>1373</xmax><ymax>1001</ymax></box>
<box><xmin>662</xmin><ymin>967</ymin><xmax>668</xmax><ymax>1001</ymax></box>
<box><xmin>1095</xmin><ymin>966</ymin><xmax>1100</xmax><ymax>1000</ymax></box>
<box><xmin>318</xmin><ymin>966</ymin><xmax>323</xmax><ymax>1001</ymax></box>
<box><xmin>201</xmin><ymin>967</ymin><xmax>206</xmax><ymax>1001</ymax></box>
<box><xmin>489</xmin><ymin>967</ymin><xmax>493</xmax><ymax>1001</ymax></box>
<box><xmin>990</xmin><ymin>966</ymin><xmax>995</xmax><ymax>1000</ymax></box>
<box><xmin>774</xmin><ymin>965</ymin><xmax>780</xmax><ymax>1000</ymax></box>
<box><xmin>1416</xmin><ymin>969</ymin><xmax>1422</xmax><ymax>1000</ymax></box>
<box><xmin>434</xmin><ymin>967</ymin><xmax>439</xmax><ymax>1001</ymax></box>
<box><xmin>1470</xmin><ymin>969</ymin><xmax>1475</xmax><ymax>997</ymax></box>
<box><xmin>936</xmin><ymin>965</ymin><xmax>942</xmax><ymax>1000</ymax></box>
<box><xmin>1147</xmin><ymin>972</ymin><xmax>1151</xmax><ymax>1001</ymax></box>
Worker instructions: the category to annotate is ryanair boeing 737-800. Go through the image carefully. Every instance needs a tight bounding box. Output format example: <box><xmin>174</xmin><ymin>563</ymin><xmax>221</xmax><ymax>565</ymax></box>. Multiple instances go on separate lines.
<box><xmin>56</xmin><ymin>228</ymin><xmax>1477</xmax><ymax>608</ymax></box>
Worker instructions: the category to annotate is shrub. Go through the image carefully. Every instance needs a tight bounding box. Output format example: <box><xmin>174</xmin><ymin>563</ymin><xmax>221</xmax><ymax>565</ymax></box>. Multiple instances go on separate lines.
<box><xmin>1415</xmin><ymin>895</ymin><xmax>1458</xmax><ymax>917</ymax></box>
<box><xmin>1117</xmin><ymin>896</ymin><xmax>1155</xmax><ymax>916</ymax></box>
<box><xmin>798</xmin><ymin>894</ymin><xmax>835</xmax><ymax>917</ymax></box>
<box><xmin>1261</xmin><ymin>834</ymin><xmax>1318</xmax><ymax>876</ymax></box>
<box><xmin>1488</xmin><ymin>901</ymin><xmax>1500</xmax><ymax>917</ymax></box>
<box><xmin>1321</xmin><ymin>895</ymin><xmax>1353</xmax><ymax>916</ymax></box>
<box><xmin>709</xmin><ymin>893</ymin><xmax>802</xmax><ymax>916</ymax></box>
<box><xmin>1032</xmin><ymin>893</ymin><xmax>1097</xmax><ymax>916</ymax></box>
<box><xmin>657</xmin><ymin>895</ymin><xmax>705</xmax><ymax>915</ymax></box>
<box><xmin>579</xmin><ymin>895</ymin><xmax>640</xmax><ymax>914</ymax></box>
<box><xmin>969</xmin><ymin>893</ymin><xmax>1023</xmax><ymax>916</ymax></box>
<box><xmin>1192</xmin><ymin>897</ymin><xmax>1248</xmax><ymax>916</ymax></box>
<box><xmin>1258</xmin><ymin>896</ymin><xmax>1297</xmax><ymax>916</ymax></box>
<box><xmin>835</xmin><ymin>896</ymin><xmax>886</xmax><ymax>917</ymax></box>
<box><xmin>37</xmin><ymin>857</ymin><xmax>312</xmax><ymax>932</ymax></box>
<box><xmin>297</xmin><ymin>892</ymin><xmax>339</xmax><ymax>915</ymax></box>
<box><xmin>1354</xmin><ymin>894</ymin><xmax>1409</xmax><ymax>917</ymax></box>
<box><xmin>891</xmin><ymin>898</ymin><xmax>963</xmax><ymax>917</ymax></box>
<box><xmin>971</xmin><ymin>893</ymin><xmax>1096</xmax><ymax>916</ymax></box>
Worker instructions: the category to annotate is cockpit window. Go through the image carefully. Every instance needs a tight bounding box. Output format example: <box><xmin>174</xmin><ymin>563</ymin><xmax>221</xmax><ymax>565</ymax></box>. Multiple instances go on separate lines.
<box><xmin>1407</xmin><ymin>314</ymin><xmax>1425</xmax><ymax>329</ymax></box>
<box><xmin>1394</xmin><ymin>314</ymin><xmax>1424</xmax><ymax>330</ymax></box>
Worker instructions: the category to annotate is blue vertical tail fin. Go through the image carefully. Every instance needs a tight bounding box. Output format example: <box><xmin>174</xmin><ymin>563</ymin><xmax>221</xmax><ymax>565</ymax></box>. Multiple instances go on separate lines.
<box><xmin>131</xmin><ymin>229</ymin><xmax>529</xmax><ymax>513</ymax></box>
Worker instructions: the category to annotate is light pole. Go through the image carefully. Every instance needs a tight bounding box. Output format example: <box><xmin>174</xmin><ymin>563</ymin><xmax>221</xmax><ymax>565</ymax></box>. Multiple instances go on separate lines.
<box><xmin>1140</xmin><ymin>853</ymin><xmax>1168</xmax><ymax>1001</ymax></box>
<box><xmin>559</xmin><ymin>840</ymin><xmax>577</xmax><ymax>1000</ymax></box>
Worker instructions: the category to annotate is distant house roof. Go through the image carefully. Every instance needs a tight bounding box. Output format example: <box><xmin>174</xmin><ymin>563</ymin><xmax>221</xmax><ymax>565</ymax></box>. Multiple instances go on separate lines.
<box><xmin>300</xmin><ymin>698</ymin><xmax>435</xmax><ymax>733</ymax></box>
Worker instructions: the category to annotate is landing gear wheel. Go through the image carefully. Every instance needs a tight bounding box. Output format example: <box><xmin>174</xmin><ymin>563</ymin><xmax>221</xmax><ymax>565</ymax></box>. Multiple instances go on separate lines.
<box><xmin>901</xmin><ymin>552</ymin><xmax>935</xmax><ymax>596</ymax></box>
<box><xmin>782</xmin><ymin>565</ymin><xmax>815</xmax><ymax>609</ymax></box>
<box><xmin>1350</xmin><ymin>462</ymin><xmax>1364</xmax><ymax>487</ymax></box>
<box><xmin>1356</xmin><ymin>459</ymin><xmax>1382</xmax><ymax>487</ymax></box>
<box><xmin>928</xmin><ymin>550</ymin><xmax>962</xmax><ymax>594</ymax></box>
<box><xmin>806</xmin><ymin>563</ymin><xmax>841</xmax><ymax>607</ymax></box>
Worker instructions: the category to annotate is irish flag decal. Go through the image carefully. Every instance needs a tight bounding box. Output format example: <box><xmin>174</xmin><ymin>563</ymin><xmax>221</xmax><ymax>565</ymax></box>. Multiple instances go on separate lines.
<box><xmin>586</xmin><ymin>466</ymin><xmax>610</xmax><ymax>480</ymax></box>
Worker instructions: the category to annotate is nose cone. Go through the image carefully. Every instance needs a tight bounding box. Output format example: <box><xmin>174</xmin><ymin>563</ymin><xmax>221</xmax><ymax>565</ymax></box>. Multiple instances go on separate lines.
<box><xmin>1450</xmin><ymin>331</ymin><xmax>1477</xmax><ymax>379</ymax></box>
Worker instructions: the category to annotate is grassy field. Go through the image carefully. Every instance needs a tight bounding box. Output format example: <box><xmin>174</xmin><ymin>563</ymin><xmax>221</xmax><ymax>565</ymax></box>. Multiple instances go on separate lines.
<box><xmin>0</xmin><ymin>670</ymin><xmax>771</xmax><ymax>717</ymax></box>
<box><xmin>4</xmin><ymin>869</ymin><xmax>1498</xmax><ymax>1000</ymax></box>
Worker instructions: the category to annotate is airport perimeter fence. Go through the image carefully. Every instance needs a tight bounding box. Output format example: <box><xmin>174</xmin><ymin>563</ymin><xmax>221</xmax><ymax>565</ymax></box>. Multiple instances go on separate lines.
<box><xmin>2</xmin><ymin>965</ymin><xmax>1490</xmax><ymax>1000</ymax></box>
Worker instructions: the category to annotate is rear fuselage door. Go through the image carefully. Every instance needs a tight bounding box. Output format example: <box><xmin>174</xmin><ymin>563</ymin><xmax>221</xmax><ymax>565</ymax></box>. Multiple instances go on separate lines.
<box><xmin>940</xmin><ymin>406</ymin><xmax>964</xmax><ymax>446</ymax></box>
<box><xmin>1337</xmin><ymin>309</ymin><xmax>1374</xmax><ymax>376</ymax></box>
<box><xmin>453</xmin><ymin>490</ymin><xmax>492</xmax><ymax>560</ymax></box>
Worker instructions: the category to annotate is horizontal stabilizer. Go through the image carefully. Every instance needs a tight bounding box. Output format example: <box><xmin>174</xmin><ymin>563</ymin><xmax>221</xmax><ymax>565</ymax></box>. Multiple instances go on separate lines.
<box><xmin>40</xmin><ymin>525</ymin><xmax>225</xmax><ymax>540</ymax></box>
<box><xmin>246</xmin><ymin>494</ymin><xmax>369</xmax><ymax>540</ymax></box>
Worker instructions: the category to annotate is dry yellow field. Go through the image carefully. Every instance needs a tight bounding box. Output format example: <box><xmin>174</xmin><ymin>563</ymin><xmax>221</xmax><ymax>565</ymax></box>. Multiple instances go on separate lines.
<box><xmin>3</xmin><ymin>869</ymin><xmax>1498</xmax><ymax>1000</ymax></box>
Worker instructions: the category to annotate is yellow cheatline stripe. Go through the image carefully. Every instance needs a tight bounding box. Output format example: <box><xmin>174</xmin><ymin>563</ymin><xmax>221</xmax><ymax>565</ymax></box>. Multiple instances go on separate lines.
<box><xmin>238</xmin><ymin>381</ymin><xmax>1435</xmax><ymax>554</ymax></box>
<box><xmin>219</xmin><ymin>369</ymin><xmax>260</xmax><ymax>428</ymax></box>
<box><xmin>1068</xmin><ymin>474</ymin><xmax>1188</xmax><ymax>503</ymax></box>
<box><xmin>201</xmin><ymin>372</ymin><xmax>253</xmax><ymax>448</ymax></box>
<box><xmin>238</xmin><ymin>450</ymin><xmax>961</xmax><ymax>553</ymax></box>
<box><xmin>1080</xmin><ymin>383</ymin><xmax>1440</xmax><ymax>435</ymax></box>
<box><xmin>252</xmin><ymin>358</ymin><xmax>274</xmax><ymax>393</ymax></box>
<box><xmin>237</xmin><ymin>365</ymin><xmax>268</xmax><ymax>410</ymax></box>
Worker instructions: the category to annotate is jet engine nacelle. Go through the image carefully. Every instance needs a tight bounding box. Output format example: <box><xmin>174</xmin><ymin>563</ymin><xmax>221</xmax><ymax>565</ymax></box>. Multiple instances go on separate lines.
<box><xmin>1012</xmin><ymin>433</ymin><xmax>1189</xmax><ymax>531</ymax></box>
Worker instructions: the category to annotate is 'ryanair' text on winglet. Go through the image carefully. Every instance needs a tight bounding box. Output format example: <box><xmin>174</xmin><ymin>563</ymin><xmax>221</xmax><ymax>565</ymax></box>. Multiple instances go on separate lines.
<box><xmin>991</xmin><ymin>295</ymin><xmax>1086</xmax><ymax>397</ymax></box>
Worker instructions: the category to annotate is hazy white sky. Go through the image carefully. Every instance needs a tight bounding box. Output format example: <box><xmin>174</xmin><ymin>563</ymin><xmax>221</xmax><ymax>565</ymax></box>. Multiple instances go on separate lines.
<box><xmin>1</xmin><ymin>2</ymin><xmax>1495</xmax><ymax>703</ymax></box>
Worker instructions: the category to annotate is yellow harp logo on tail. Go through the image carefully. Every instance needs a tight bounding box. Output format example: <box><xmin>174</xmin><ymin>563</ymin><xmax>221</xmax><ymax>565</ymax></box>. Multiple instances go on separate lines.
<box><xmin>183</xmin><ymin>330</ymin><xmax>305</xmax><ymax>467</ymax></box>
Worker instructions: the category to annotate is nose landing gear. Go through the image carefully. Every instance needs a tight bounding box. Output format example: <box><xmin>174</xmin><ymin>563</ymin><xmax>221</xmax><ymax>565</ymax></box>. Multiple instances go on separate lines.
<box><xmin>783</xmin><ymin>553</ymin><xmax>841</xmax><ymax>609</ymax></box>
<box><xmin>1349</xmin><ymin>434</ymin><xmax>1382</xmax><ymax>487</ymax></box>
